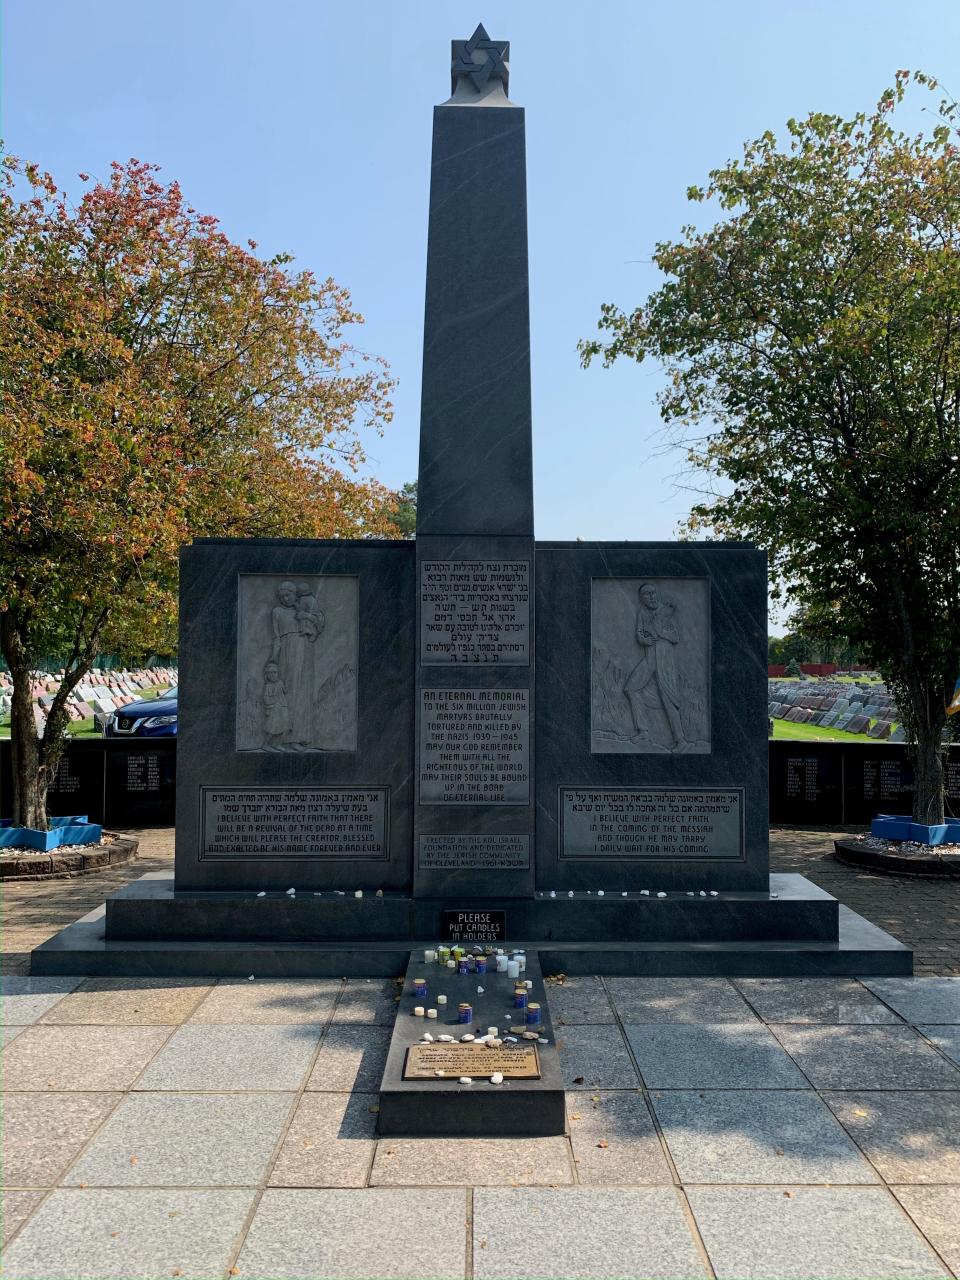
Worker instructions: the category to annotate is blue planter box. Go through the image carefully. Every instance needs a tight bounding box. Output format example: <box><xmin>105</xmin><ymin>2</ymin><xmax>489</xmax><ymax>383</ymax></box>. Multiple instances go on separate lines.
<box><xmin>871</xmin><ymin>815</ymin><xmax>960</xmax><ymax>846</ymax></box>
<box><xmin>0</xmin><ymin>819</ymin><xmax>102</xmax><ymax>852</ymax></box>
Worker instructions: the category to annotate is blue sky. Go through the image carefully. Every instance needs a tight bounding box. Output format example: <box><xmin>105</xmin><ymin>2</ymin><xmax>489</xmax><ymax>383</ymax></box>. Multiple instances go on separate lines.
<box><xmin>4</xmin><ymin>1</ymin><xmax>958</xmax><ymax>608</ymax></box>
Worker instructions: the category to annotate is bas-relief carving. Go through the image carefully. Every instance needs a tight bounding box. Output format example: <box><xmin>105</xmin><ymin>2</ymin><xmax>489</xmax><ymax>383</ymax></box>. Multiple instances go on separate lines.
<box><xmin>591</xmin><ymin>578</ymin><xmax>710</xmax><ymax>754</ymax></box>
<box><xmin>236</xmin><ymin>575</ymin><xmax>358</xmax><ymax>752</ymax></box>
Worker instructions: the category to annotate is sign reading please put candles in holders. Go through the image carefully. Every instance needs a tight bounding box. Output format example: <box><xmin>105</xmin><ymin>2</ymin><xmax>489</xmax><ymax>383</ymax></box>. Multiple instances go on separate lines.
<box><xmin>403</xmin><ymin>1042</ymin><xmax>540</xmax><ymax>1080</ymax></box>
<box><xmin>441</xmin><ymin>909</ymin><xmax>506</xmax><ymax>942</ymax></box>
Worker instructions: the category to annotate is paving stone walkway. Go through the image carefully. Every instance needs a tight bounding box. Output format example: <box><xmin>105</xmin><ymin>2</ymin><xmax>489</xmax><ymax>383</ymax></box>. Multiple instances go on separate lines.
<box><xmin>3</xmin><ymin>829</ymin><xmax>960</xmax><ymax>1276</ymax></box>
<box><xmin>2</xmin><ymin>973</ymin><xmax>960</xmax><ymax>1278</ymax></box>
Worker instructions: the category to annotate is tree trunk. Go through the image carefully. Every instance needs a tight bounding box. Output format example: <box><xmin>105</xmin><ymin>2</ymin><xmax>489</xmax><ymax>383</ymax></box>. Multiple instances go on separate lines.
<box><xmin>0</xmin><ymin>612</ymin><xmax>47</xmax><ymax>829</ymax></box>
<box><xmin>904</xmin><ymin>675</ymin><xmax>947</xmax><ymax>825</ymax></box>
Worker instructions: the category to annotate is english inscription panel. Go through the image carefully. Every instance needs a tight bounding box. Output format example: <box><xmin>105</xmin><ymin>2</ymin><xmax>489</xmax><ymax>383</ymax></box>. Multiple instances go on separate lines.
<box><xmin>404</xmin><ymin>1042</ymin><xmax>539</xmax><ymax>1079</ymax></box>
<box><xmin>420</xmin><ymin>560</ymin><xmax>530</xmax><ymax>664</ymax></box>
<box><xmin>201</xmin><ymin>785</ymin><xmax>388</xmax><ymax>860</ymax></box>
<box><xmin>419</xmin><ymin>689</ymin><xmax>529</xmax><ymax>804</ymax></box>
<box><xmin>560</xmin><ymin>787</ymin><xmax>743</xmax><ymax>860</ymax></box>
<box><xmin>419</xmin><ymin>834</ymin><xmax>530</xmax><ymax>870</ymax></box>
<box><xmin>591</xmin><ymin>577</ymin><xmax>711</xmax><ymax>754</ymax></box>
<box><xmin>236</xmin><ymin>574</ymin><xmax>358</xmax><ymax>753</ymax></box>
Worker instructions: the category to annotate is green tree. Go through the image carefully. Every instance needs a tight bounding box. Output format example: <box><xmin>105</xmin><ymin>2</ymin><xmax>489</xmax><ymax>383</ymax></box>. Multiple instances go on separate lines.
<box><xmin>1</xmin><ymin>156</ymin><xmax>398</xmax><ymax>829</ymax></box>
<box><xmin>387</xmin><ymin>481</ymin><xmax>418</xmax><ymax>538</ymax></box>
<box><xmin>582</xmin><ymin>73</ymin><xmax>960</xmax><ymax>822</ymax></box>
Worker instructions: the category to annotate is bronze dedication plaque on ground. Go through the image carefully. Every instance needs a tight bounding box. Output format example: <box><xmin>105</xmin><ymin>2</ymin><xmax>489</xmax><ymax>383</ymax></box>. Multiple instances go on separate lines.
<box><xmin>403</xmin><ymin>1043</ymin><xmax>540</xmax><ymax>1080</ymax></box>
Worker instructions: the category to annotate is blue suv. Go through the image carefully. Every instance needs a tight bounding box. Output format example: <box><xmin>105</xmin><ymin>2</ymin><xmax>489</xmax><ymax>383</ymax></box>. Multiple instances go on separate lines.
<box><xmin>103</xmin><ymin>688</ymin><xmax>178</xmax><ymax>737</ymax></box>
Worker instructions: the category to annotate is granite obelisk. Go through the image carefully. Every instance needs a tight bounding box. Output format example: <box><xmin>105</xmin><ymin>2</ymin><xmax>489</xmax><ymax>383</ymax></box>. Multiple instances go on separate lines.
<box><xmin>414</xmin><ymin>26</ymin><xmax>535</xmax><ymax>898</ymax></box>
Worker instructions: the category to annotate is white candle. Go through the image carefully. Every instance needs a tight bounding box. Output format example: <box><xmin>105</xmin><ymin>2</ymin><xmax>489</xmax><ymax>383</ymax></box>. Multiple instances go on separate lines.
<box><xmin>424</xmin><ymin>949</ymin><xmax>436</xmax><ymax>963</ymax></box>
<box><xmin>446</xmin><ymin>959</ymin><xmax>456</xmax><ymax>969</ymax></box>
<box><xmin>516</xmin><ymin>953</ymin><xmax>527</xmax><ymax>973</ymax></box>
<box><xmin>487</xmin><ymin>1026</ymin><xmax>498</xmax><ymax>1037</ymax></box>
<box><xmin>426</xmin><ymin>1008</ymin><xmax>438</xmax><ymax>1019</ymax></box>
<box><xmin>496</xmin><ymin>955</ymin><xmax>509</xmax><ymax>973</ymax></box>
<box><xmin>414</xmin><ymin>1006</ymin><xmax>425</xmax><ymax>1017</ymax></box>
<box><xmin>437</xmin><ymin>994</ymin><xmax>448</xmax><ymax>1005</ymax></box>
<box><xmin>507</xmin><ymin>960</ymin><xmax>520</xmax><ymax>979</ymax></box>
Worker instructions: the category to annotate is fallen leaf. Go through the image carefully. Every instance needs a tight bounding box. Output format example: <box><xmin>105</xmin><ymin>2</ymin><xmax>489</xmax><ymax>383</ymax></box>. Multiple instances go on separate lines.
<box><xmin>368</xmin><ymin>1105</ymin><xmax>379</xmax><ymax>1113</ymax></box>
<box><xmin>573</xmin><ymin>1076</ymin><xmax>584</xmax><ymax>1084</ymax></box>
<box><xmin>591</xmin><ymin>1095</ymin><xmax>600</xmax><ymax>1102</ymax></box>
<box><xmin>597</xmin><ymin>1140</ymin><xmax>609</xmax><ymax>1149</ymax></box>
<box><xmin>783</xmin><ymin>1191</ymin><xmax>793</xmax><ymax>1198</ymax></box>
<box><xmin>110</xmin><ymin>1232</ymin><xmax>119</xmax><ymax>1238</ymax></box>
<box><xmin>228</xmin><ymin>1270</ymin><xmax>240</xmax><ymax>1277</ymax></box>
<box><xmin>129</xmin><ymin>1156</ymin><xmax>139</xmax><ymax>1165</ymax></box>
<box><xmin>569</xmin><ymin>1113</ymin><xmax>582</xmax><ymax>1121</ymax></box>
<box><xmin>479</xmin><ymin>1240</ymin><xmax>488</xmax><ymax>1249</ymax></box>
<box><xmin>774</xmin><ymin>1148</ymin><xmax>784</xmax><ymax>1156</ymax></box>
<box><xmin>853</xmin><ymin>1108</ymin><xmax>868</xmax><ymax>1117</ymax></box>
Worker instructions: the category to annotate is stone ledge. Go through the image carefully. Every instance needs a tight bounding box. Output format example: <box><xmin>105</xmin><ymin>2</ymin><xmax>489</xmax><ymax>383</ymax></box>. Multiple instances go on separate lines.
<box><xmin>833</xmin><ymin>838</ymin><xmax>960</xmax><ymax>879</ymax></box>
<box><xmin>0</xmin><ymin>834</ymin><xmax>139</xmax><ymax>881</ymax></box>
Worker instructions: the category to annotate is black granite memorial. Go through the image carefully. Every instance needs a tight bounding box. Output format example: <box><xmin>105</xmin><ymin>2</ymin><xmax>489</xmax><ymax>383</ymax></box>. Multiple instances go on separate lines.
<box><xmin>33</xmin><ymin>25</ymin><xmax>911</xmax><ymax>1003</ymax></box>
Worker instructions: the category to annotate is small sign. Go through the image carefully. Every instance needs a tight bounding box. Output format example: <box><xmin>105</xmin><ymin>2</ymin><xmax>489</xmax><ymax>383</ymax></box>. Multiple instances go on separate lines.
<box><xmin>441</xmin><ymin>909</ymin><xmax>506</xmax><ymax>942</ymax></box>
<box><xmin>404</xmin><ymin>1042</ymin><xmax>539</xmax><ymax>1080</ymax></box>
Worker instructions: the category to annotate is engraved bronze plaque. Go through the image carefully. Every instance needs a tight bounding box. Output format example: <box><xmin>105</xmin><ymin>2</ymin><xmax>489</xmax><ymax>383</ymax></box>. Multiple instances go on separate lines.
<box><xmin>403</xmin><ymin>1043</ymin><xmax>540</xmax><ymax>1080</ymax></box>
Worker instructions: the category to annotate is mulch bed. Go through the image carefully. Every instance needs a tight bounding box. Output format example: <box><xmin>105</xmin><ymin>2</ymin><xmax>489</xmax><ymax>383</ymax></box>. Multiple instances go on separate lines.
<box><xmin>0</xmin><ymin>833</ymin><xmax>139</xmax><ymax>881</ymax></box>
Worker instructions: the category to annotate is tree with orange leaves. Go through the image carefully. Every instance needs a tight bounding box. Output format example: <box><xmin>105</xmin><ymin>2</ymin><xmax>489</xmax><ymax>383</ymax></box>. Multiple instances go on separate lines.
<box><xmin>0</xmin><ymin>155</ymin><xmax>397</xmax><ymax>828</ymax></box>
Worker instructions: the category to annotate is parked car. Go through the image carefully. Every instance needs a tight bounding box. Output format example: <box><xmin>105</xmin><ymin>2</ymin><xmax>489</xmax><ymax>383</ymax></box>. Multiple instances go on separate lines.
<box><xmin>103</xmin><ymin>688</ymin><xmax>178</xmax><ymax>737</ymax></box>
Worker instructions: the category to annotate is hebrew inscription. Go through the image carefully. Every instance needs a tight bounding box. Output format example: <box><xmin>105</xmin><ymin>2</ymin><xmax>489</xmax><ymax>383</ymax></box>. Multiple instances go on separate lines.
<box><xmin>560</xmin><ymin>788</ymin><xmax>743</xmax><ymax>860</ymax></box>
<box><xmin>420</xmin><ymin>560</ymin><xmax>529</xmax><ymax>664</ymax></box>
<box><xmin>237</xmin><ymin>574</ymin><xmax>358</xmax><ymax>752</ymax></box>
<box><xmin>592</xmin><ymin>577</ymin><xmax>710</xmax><ymax>754</ymax></box>
<box><xmin>200</xmin><ymin>786</ymin><xmax>388</xmax><ymax>860</ymax></box>
<box><xmin>419</xmin><ymin>689</ymin><xmax>529</xmax><ymax>804</ymax></box>
<box><xmin>404</xmin><ymin>1043</ymin><xmax>538</xmax><ymax>1080</ymax></box>
<box><xmin>418</xmin><ymin>834</ymin><xmax>530</xmax><ymax>870</ymax></box>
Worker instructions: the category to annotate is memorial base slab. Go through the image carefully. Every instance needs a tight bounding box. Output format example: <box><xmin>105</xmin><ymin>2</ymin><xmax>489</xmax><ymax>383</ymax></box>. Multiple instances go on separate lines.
<box><xmin>29</xmin><ymin>873</ymin><xmax>912</xmax><ymax>977</ymax></box>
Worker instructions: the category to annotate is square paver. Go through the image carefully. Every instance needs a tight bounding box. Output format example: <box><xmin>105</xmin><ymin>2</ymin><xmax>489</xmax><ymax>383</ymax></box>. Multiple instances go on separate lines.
<box><xmin>189</xmin><ymin>978</ymin><xmax>341</xmax><ymax>1023</ymax></box>
<box><xmin>892</xmin><ymin>1187</ymin><xmax>960</xmax><ymax>1276</ymax></box>
<box><xmin>734</xmin><ymin>978</ymin><xmax>899</xmax><ymax>1024</ymax></box>
<box><xmin>1</xmin><ymin>975</ymin><xmax>84</xmax><ymax>1024</ymax></box>
<box><xmin>269</xmin><ymin>1093</ymin><xmax>378</xmax><ymax>1187</ymax></box>
<box><xmin>1</xmin><ymin>1025</ymin><xmax>172</xmax><ymax>1091</ymax></box>
<box><xmin>3</xmin><ymin>1092</ymin><xmax>122</xmax><ymax>1186</ymax></box>
<box><xmin>771</xmin><ymin>1024</ymin><xmax>960</xmax><ymax>1089</ymax></box>
<box><xmin>371</xmin><ymin>1136</ymin><xmax>572</xmax><ymax>1186</ymax></box>
<box><xmin>863</xmin><ymin>978</ymin><xmax>960</xmax><ymax>1024</ymax></box>
<box><xmin>237</xmin><ymin>1188</ymin><xmax>467</xmax><ymax>1279</ymax></box>
<box><xmin>332</xmin><ymin>979</ymin><xmax>401</xmax><ymax>1024</ymax></box>
<box><xmin>2</xmin><ymin>1190</ymin><xmax>45</xmax><ymax>1246</ymax></box>
<box><xmin>473</xmin><ymin>1187</ymin><xmax>707</xmax><ymax>1279</ymax></box>
<box><xmin>66</xmin><ymin>1092</ymin><xmax>295</xmax><ymax>1186</ymax></box>
<box><xmin>306</xmin><ymin>1025</ymin><xmax>391</xmax><ymax>1091</ymax></box>
<box><xmin>652</xmin><ymin>1090</ymin><xmax>878</xmax><ymax>1184</ymax></box>
<box><xmin>825</xmin><ymin>1092</ymin><xmax>960</xmax><ymax>1182</ymax></box>
<box><xmin>0</xmin><ymin>1187</ymin><xmax>254</xmax><ymax>1279</ymax></box>
<box><xmin>39</xmin><ymin>977</ymin><xmax>211</xmax><ymax>1025</ymax></box>
<box><xmin>545</xmin><ymin>977</ymin><xmax>615</xmax><ymax>1025</ymax></box>
<box><xmin>688</xmin><ymin>1186</ymin><xmax>947</xmax><ymax>1279</ymax></box>
<box><xmin>918</xmin><ymin>1025</ymin><xmax>960</xmax><ymax>1069</ymax></box>
<box><xmin>567</xmin><ymin>1091</ymin><xmax>671</xmax><ymax>1185</ymax></box>
<box><xmin>556</xmin><ymin>1025</ymin><xmax>638</xmax><ymax>1089</ymax></box>
<box><xmin>135</xmin><ymin>1023</ymin><xmax>322</xmax><ymax>1090</ymax></box>
<box><xmin>625</xmin><ymin>1023</ymin><xmax>807</xmax><ymax>1088</ymax></box>
<box><xmin>607</xmin><ymin>977</ymin><xmax>757</xmax><ymax>1023</ymax></box>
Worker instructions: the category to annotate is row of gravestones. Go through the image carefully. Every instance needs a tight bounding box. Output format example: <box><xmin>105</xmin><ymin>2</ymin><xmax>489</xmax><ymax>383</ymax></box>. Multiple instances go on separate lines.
<box><xmin>768</xmin><ymin>680</ymin><xmax>903</xmax><ymax>741</ymax></box>
<box><xmin>0</xmin><ymin>668</ymin><xmax>177</xmax><ymax>729</ymax></box>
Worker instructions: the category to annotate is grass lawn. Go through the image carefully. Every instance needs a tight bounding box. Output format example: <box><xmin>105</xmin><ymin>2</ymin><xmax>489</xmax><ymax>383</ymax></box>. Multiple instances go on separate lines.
<box><xmin>771</xmin><ymin>717</ymin><xmax>894</xmax><ymax>744</ymax></box>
